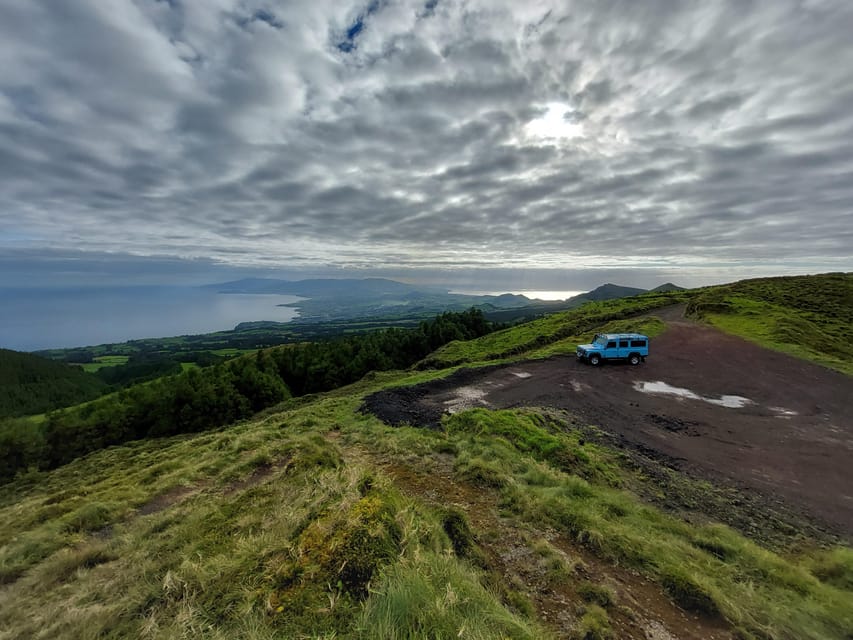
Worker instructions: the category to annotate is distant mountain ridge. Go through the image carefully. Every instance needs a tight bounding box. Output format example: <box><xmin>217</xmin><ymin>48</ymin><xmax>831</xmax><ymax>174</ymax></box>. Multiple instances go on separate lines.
<box><xmin>205</xmin><ymin>277</ymin><xmax>683</xmax><ymax>301</ymax></box>
<box><xmin>205</xmin><ymin>277</ymin><xmax>439</xmax><ymax>297</ymax></box>
<box><xmin>198</xmin><ymin>277</ymin><xmax>687</xmax><ymax>325</ymax></box>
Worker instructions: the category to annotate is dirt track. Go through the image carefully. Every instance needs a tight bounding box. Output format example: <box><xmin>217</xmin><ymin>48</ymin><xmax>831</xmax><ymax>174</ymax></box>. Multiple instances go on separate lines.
<box><xmin>364</xmin><ymin>306</ymin><xmax>853</xmax><ymax>535</ymax></box>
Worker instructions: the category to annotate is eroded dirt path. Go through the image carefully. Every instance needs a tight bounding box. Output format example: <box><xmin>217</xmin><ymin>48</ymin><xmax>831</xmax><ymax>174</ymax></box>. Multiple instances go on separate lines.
<box><xmin>365</xmin><ymin>307</ymin><xmax>853</xmax><ymax>535</ymax></box>
<box><xmin>377</xmin><ymin>454</ymin><xmax>733</xmax><ymax>640</ymax></box>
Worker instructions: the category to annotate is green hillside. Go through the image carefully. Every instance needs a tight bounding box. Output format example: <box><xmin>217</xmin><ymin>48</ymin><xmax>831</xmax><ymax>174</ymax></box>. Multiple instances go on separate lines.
<box><xmin>0</xmin><ymin>349</ymin><xmax>108</xmax><ymax>418</ymax></box>
<box><xmin>0</xmin><ymin>310</ymin><xmax>495</xmax><ymax>481</ymax></box>
<box><xmin>686</xmin><ymin>272</ymin><xmax>853</xmax><ymax>375</ymax></box>
<box><xmin>1</xmin><ymin>275</ymin><xmax>851</xmax><ymax>639</ymax></box>
<box><xmin>421</xmin><ymin>289</ymin><xmax>686</xmax><ymax>368</ymax></box>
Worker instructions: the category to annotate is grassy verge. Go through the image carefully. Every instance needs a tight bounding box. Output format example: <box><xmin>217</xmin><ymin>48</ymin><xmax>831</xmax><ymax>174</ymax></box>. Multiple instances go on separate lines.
<box><xmin>526</xmin><ymin>316</ymin><xmax>666</xmax><ymax>360</ymax></box>
<box><xmin>420</xmin><ymin>291</ymin><xmax>687</xmax><ymax>368</ymax></box>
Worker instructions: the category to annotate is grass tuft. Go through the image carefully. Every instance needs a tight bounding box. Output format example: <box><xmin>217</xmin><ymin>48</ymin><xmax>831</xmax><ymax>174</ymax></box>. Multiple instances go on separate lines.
<box><xmin>359</xmin><ymin>553</ymin><xmax>547</xmax><ymax>640</ymax></box>
<box><xmin>577</xmin><ymin>581</ymin><xmax>615</xmax><ymax>608</ymax></box>
<box><xmin>807</xmin><ymin>547</ymin><xmax>853</xmax><ymax>592</ymax></box>
<box><xmin>660</xmin><ymin>569</ymin><xmax>719</xmax><ymax>616</ymax></box>
<box><xmin>573</xmin><ymin>604</ymin><xmax>612</xmax><ymax>640</ymax></box>
<box><xmin>441</xmin><ymin>508</ymin><xmax>477</xmax><ymax>559</ymax></box>
<box><xmin>61</xmin><ymin>501</ymin><xmax>117</xmax><ymax>532</ymax></box>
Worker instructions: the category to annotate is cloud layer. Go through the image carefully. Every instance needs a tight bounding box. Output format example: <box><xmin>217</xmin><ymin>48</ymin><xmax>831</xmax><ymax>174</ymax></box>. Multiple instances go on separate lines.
<box><xmin>1</xmin><ymin>0</ymin><xmax>852</xmax><ymax>275</ymax></box>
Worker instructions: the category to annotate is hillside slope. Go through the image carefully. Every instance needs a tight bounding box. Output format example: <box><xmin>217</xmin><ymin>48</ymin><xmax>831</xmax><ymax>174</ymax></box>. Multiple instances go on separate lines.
<box><xmin>686</xmin><ymin>272</ymin><xmax>853</xmax><ymax>375</ymax></box>
<box><xmin>1</xmin><ymin>275</ymin><xmax>851</xmax><ymax>639</ymax></box>
<box><xmin>0</xmin><ymin>349</ymin><xmax>107</xmax><ymax>418</ymax></box>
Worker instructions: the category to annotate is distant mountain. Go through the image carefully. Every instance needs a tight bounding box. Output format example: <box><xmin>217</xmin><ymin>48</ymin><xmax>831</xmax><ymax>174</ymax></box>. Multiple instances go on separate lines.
<box><xmin>566</xmin><ymin>283</ymin><xmax>647</xmax><ymax>305</ymax></box>
<box><xmin>205</xmin><ymin>278</ymin><xmax>685</xmax><ymax>307</ymax></box>
<box><xmin>478</xmin><ymin>282</ymin><xmax>684</xmax><ymax>323</ymax></box>
<box><xmin>478</xmin><ymin>293</ymin><xmax>532</xmax><ymax>308</ymax></box>
<box><xmin>649</xmin><ymin>282</ymin><xmax>686</xmax><ymax>293</ymax></box>
<box><xmin>0</xmin><ymin>349</ymin><xmax>108</xmax><ymax>418</ymax></box>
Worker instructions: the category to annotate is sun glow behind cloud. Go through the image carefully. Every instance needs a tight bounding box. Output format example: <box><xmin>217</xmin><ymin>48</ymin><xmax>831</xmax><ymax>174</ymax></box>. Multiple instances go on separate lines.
<box><xmin>524</xmin><ymin>102</ymin><xmax>585</xmax><ymax>141</ymax></box>
<box><xmin>0</xmin><ymin>1</ymin><xmax>851</xmax><ymax>281</ymax></box>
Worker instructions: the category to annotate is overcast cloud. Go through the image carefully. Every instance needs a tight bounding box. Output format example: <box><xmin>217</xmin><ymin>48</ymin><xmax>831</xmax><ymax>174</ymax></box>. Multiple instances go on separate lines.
<box><xmin>1</xmin><ymin>0</ymin><xmax>852</xmax><ymax>285</ymax></box>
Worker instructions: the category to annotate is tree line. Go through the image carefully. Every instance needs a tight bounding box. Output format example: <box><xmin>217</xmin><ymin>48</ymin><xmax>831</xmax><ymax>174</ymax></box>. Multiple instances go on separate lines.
<box><xmin>0</xmin><ymin>309</ymin><xmax>496</xmax><ymax>481</ymax></box>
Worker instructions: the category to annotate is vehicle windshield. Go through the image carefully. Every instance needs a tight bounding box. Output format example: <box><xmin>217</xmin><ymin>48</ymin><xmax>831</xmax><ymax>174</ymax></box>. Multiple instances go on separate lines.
<box><xmin>594</xmin><ymin>335</ymin><xmax>608</xmax><ymax>346</ymax></box>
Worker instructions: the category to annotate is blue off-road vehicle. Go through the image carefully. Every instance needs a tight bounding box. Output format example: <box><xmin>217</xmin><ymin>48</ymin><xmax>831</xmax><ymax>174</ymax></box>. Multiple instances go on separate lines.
<box><xmin>576</xmin><ymin>333</ymin><xmax>649</xmax><ymax>366</ymax></box>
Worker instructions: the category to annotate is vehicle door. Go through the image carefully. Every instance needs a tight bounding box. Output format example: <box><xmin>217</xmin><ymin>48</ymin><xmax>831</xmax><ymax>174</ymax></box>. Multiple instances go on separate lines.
<box><xmin>604</xmin><ymin>339</ymin><xmax>619</xmax><ymax>360</ymax></box>
<box><xmin>630</xmin><ymin>338</ymin><xmax>648</xmax><ymax>356</ymax></box>
<box><xmin>618</xmin><ymin>338</ymin><xmax>631</xmax><ymax>358</ymax></box>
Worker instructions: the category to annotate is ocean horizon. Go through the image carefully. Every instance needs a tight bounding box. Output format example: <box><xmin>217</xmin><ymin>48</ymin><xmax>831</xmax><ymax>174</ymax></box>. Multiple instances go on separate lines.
<box><xmin>0</xmin><ymin>286</ymin><xmax>303</xmax><ymax>351</ymax></box>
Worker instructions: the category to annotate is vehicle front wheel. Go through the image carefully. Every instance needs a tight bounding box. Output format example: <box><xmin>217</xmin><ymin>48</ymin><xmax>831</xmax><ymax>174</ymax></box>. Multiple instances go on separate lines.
<box><xmin>629</xmin><ymin>353</ymin><xmax>641</xmax><ymax>366</ymax></box>
<box><xmin>589</xmin><ymin>354</ymin><xmax>601</xmax><ymax>366</ymax></box>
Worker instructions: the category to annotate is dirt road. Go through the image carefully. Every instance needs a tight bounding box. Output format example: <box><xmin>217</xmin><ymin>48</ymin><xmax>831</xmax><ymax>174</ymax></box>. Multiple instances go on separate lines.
<box><xmin>364</xmin><ymin>307</ymin><xmax>853</xmax><ymax>534</ymax></box>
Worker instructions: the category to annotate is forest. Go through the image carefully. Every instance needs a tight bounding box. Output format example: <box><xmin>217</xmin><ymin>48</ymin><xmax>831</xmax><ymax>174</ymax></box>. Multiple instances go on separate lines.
<box><xmin>0</xmin><ymin>349</ymin><xmax>108</xmax><ymax>418</ymax></box>
<box><xmin>0</xmin><ymin>309</ymin><xmax>495</xmax><ymax>481</ymax></box>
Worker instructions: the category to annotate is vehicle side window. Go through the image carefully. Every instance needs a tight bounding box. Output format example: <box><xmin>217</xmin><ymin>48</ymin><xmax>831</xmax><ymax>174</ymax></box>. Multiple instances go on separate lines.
<box><xmin>606</xmin><ymin>341</ymin><xmax>617</xmax><ymax>348</ymax></box>
<box><xmin>619</xmin><ymin>340</ymin><xmax>629</xmax><ymax>348</ymax></box>
<box><xmin>630</xmin><ymin>340</ymin><xmax>646</xmax><ymax>347</ymax></box>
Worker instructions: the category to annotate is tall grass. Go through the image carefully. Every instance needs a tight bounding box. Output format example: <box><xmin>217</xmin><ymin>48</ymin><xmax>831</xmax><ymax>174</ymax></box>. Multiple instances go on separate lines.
<box><xmin>359</xmin><ymin>553</ymin><xmax>546</xmax><ymax>640</ymax></box>
<box><xmin>0</xmin><ymin>403</ymin><xmax>544</xmax><ymax>640</ymax></box>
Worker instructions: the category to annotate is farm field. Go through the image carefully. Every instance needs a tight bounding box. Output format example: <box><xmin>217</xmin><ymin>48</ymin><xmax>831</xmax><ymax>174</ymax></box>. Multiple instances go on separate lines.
<box><xmin>79</xmin><ymin>355</ymin><xmax>130</xmax><ymax>373</ymax></box>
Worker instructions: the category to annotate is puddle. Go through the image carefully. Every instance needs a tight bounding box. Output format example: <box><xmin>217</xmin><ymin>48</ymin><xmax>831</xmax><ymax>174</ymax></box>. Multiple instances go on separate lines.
<box><xmin>706</xmin><ymin>395</ymin><xmax>753</xmax><ymax>409</ymax></box>
<box><xmin>634</xmin><ymin>381</ymin><xmax>753</xmax><ymax>409</ymax></box>
<box><xmin>511</xmin><ymin>372</ymin><xmax>532</xmax><ymax>379</ymax></box>
<box><xmin>568</xmin><ymin>379</ymin><xmax>588</xmax><ymax>392</ymax></box>
<box><xmin>770</xmin><ymin>406</ymin><xmax>798</xmax><ymax>417</ymax></box>
<box><xmin>444</xmin><ymin>385</ymin><xmax>490</xmax><ymax>414</ymax></box>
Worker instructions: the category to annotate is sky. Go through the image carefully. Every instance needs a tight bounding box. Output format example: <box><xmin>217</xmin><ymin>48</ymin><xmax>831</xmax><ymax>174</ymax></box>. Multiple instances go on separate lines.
<box><xmin>1</xmin><ymin>0</ymin><xmax>852</xmax><ymax>291</ymax></box>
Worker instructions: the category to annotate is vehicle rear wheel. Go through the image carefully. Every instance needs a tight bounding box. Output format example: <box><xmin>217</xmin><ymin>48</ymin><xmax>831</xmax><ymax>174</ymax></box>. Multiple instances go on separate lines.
<box><xmin>629</xmin><ymin>353</ymin><xmax>641</xmax><ymax>366</ymax></box>
<box><xmin>589</xmin><ymin>354</ymin><xmax>601</xmax><ymax>366</ymax></box>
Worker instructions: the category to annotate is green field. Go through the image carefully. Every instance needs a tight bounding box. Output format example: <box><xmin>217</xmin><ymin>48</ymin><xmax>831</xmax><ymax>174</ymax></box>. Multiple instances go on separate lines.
<box><xmin>208</xmin><ymin>348</ymin><xmax>256</xmax><ymax>357</ymax></box>
<box><xmin>80</xmin><ymin>355</ymin><xmax>131</xmax><ymax>373</ymax></box>
<box><xmin>1</xmin><ymin>274</ymin><xmax>851</xmax><ymax>639</ymax></box>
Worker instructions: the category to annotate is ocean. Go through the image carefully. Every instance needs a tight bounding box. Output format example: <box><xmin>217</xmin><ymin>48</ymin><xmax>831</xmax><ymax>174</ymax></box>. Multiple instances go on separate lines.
<box><xmin>0</xmin><ymin>287</ymin><xmax>302</xmax><ymax>351</ymax></box>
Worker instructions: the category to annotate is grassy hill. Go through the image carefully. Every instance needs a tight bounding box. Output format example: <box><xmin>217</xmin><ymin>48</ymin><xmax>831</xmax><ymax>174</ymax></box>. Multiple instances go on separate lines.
<box><xmin>0</xmin><ymin>275</ymin><xmax>851</xmax><ymax>639</ymax></box>
<box><xmin>686</xmin><ymin>272</ymin><xmax>853</xmax><ymax>375</ymax></box>
<box><xmin>421</xmin><ymin>289</ymin><xmax>686</xmax><ymax>368</ymax></box>
<box><xmin>0</xmin><ymin>349</ymin><xmax>108</xmax><ymax>419</ymax></box>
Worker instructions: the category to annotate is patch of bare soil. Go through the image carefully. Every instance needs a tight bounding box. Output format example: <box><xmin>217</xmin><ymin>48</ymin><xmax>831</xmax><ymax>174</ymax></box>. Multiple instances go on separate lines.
<box><xmin>364</xmin><ymin>308</ymin><xmax>853</xmax><ymax>538</ymax></box>
<box><xmin>137</xmin><ymin>485</ymin><xmax>198</xmax><ymax>516</ymax></box>
<box><xmin>222</xmin><ymin>459</ymin><xmax>289</xmax><ymax>496</ymax></box>
<box><xmin>381</xmin><ymin>456</ymin><xmax>733</xmax><ymax>640</ymax></box>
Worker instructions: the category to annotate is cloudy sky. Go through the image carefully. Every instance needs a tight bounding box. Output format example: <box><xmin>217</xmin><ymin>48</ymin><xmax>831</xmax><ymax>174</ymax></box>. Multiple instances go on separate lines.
<box><xmin>1</xmin><ymin>0</ymin><xmax>852</xmax><ymax>289</ymax></box>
